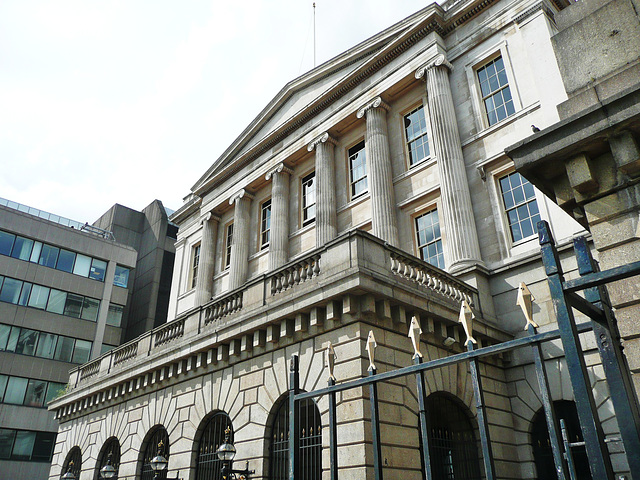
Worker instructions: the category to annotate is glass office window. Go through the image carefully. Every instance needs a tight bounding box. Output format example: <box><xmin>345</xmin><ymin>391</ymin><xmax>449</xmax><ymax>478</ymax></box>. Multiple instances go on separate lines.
<box><xmin>0</xmin><ymin>231</ymin><xmax>15</xmax><ymax>256</ymax></box>
<box><xmin>113</xmin><ymin>266</ymin><xmax>130</xmax><ymax>288</ymax></box>
<box><xmin>46</xmin><ymin>290</ymin><xmax>67</xmax><ymax>315</ymax></box>
<box><xmin>107</xmin><ymin>304</ymin><xmax>123</xmax><ymax>327</ymax></box>
<box><xmin>38</xmin><ymin>244</ymin><xmax>59</xmax><ymax>268</ymax></box>
<box><xmin>18</xmin><ymin>282</ymin><xmax>32</xmax><ymax>306</ymax></box>
<box><xmin>4</xmin><ymin>377</ymin><xmax>28</xmax><ymax>405</ymax></box>
<box><xmin>0</xmin><ymin>277</ymin><xmax>23</xmax><ymax>304</ymax></box>
<box><xmin>90</xmin><ymin>259</ymin><xmax>107</xmax><ymax>281</ymax></box>
<box><xmin>56</xmin><ymin>249</ymin><xmax>76</xmax><ymax>273</ymax></box>
<box><xmin>24</xmin><ymin>379</ymin><xmax>47</xmax><ymax>407</ymax></box>
<box><xmin>64</xmin><ymin>294</ymin><xmax>84</xmax><ymax>318</ymax></box>
<box><xmin>54</xmin><ymin>337</ymin><xmax>74</xmax><ymax>363</ymax></box>
<box><xmin>28</xmin><ymin>285</ymin><xmax>50</xmax><ymax>310</ymax></box>
<box><xmin>0</xmin><ymin>324</ymin><xmax>9</xmax><ymax>350</ymax></box>
<box><xmin>81</xmin><ymin>297</ymin><xmax>99</xmax><ymax>322</ymax></box>
<box><xmin>32</xmin><ymin>431</ymin><xmax>56</xmax><ymax>461</ymax></box>
<box><xmin>35</xmin><ymin>333</ymin><xmax>57</xmax><ymax>359</ymax></box>
<box><xmin>5</xmin><ymin>327</ymin><xmax>19</xmax><ymax>351</ymax></box>
<box><xmin>0</xmin><ymin>429</ymin><xmax>16</xmax><ymax>459</ymax></box>
<box><xmin>100</xmin><ymin>344</ymin><xmax>115</xmax><ymax>355</ymax></box>
<box><xmin>12</xmin><ymin>431</ymin><xmax>36</xmax><ymax>460</ymax></box>
<box><xmin>11</xmin><ymin>237</ymin><xmax>34</xmax><ymax>261</ymax></box>
<box><xmin>72</xmin><ymin>340</ymin><xmax>91</xmax><ymax>364</ymax></box>
<box><xmin>73</xmin><ymin>254</ymin><xmax>92</xmax><ymax>277</ymax></box>
<box><xmin>0</xmin><ymin>375</ymin><xmax>7</xmax><ymax>402</ymax></box>
<box><xmin>15</xmin><ymin>329</ymin><xmax>39</xmax><ymax>356</ymax></box>
<box><xmin>29</xmin><ymin>242</ymin><xmax>42</xmax><ymax>263</ymax></box>
<box><xmin>45</xmin><ymin>382</ymin><xmax>66</xmax><ymax>404</ymax></box>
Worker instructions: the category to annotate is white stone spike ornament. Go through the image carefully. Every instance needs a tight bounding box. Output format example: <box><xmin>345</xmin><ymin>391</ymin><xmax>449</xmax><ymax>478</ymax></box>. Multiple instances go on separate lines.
<box><xmin>408</xmin><ymin>315</ymin><xmax>423</xmax><ymax>359</ymax></box>
<box><xmin>459</xmin><ymin>300</ymin><xmax>477</xmax><ymax>345</ymax></box>
<box><xmin>517</xmin><ymin>282</ymin><xmax>538</xmax><ymax>330</ymax></box>
<box><xmin>365</xmin><ymin>330</ymin><xmax>377</xmax><ymax>371</ymax></box>
<box><xmin>326</xmin><ymin>341</ymin><xmax>337</xmax><ymax>381</ymax></box>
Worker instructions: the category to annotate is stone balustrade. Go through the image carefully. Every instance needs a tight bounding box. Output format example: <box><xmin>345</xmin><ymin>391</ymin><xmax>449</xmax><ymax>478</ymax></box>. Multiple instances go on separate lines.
<box><xmin>270</xmin><ymin>254</ymin><xmax>321</xmax><ymax>295</ymax></box>
<box><xmin>154</xmin><ymin>318</ymin><xmax>186</xmax><ymax>347</ymax></box>
<box><xmin>113</xmin><ymin>342</ymin><xmax>138</xmax><ymax>367</ymax></box>
<box><xmin>78</xmin><ymin>358</ymin><xmax>101</xmax><ymax>382</ymax></box>
<box><xmin>204</xmin><ymin>291</ymin><xmax>243</xmax><ymax>325</ymax></box>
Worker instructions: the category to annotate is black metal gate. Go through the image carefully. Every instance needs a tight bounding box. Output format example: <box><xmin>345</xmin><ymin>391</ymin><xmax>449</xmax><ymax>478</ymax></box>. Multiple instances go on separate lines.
<box><xmin>287</xmin><ymin>221</ymin><xmax>640</xmax><ymax>480</ymax></box>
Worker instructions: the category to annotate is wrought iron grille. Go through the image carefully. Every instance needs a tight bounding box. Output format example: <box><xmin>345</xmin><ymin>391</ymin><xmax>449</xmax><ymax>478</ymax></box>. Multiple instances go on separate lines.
<box><xmin>95</xmin><ymin>437</ymin><xmax>120</xmax><ymax>480</ymax></box>
<box><xmin>269</xmin><ymin>395</ymin><xmax>322</xmax><ymax>480</ymax></box>
<box><xmin>532</xmin><ymin>401</ymin><xmax>592</xmax><ymax>480</ymax></box>
<box><xmin>195</xmin><ymin>412</ymin><xmax>233</xmax><ymax>480</ymax></box>
<box><xmin>427</xmin><ymin>393</ymin><xmax>482</xmax><ymax>480</ymax></box>
<box><xmin>140</xmin><ymin>427</ymin><xmax>169</xmax><ymax>480</ymax></box>
<box><xmin>63</xmin><ymin>446</ymin><xmax>82</xmax><ymax>479</ymax></box>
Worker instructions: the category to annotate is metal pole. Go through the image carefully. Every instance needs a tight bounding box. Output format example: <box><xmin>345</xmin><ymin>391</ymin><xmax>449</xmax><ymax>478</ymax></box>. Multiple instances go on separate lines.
<box><xmin>528</xmin><ymin>323</ymin><xmax>568</xmax><ymax>480</ymax></box>
<box><xmin>328</xmin><ymin>377</ymin><xmax>338</xmax><ymax>480</ymax></box>
<box><xmin>538</xmin><ymin>221</ymin><xmax>614</xmax><ymax>479</ymax></box>
<box><xmin>573</xmin><ymin>236</ymin><xmax>640</xmax><ymax>478</ymax></box>
<box><xmin>413</xmin><ymin>356</ymin><xmax>433</xmax><ymax>480</ymax></box>
<box><xmin>560</xmin><ymin>419</ymin><xmax>578</xmax><ymax>480</ymax></box>
<box><xmin>369</xmin><ymin>368</ymin><xmax>383</xmax><ymax>480</ymax></box>
<box><xmin>467</xmin><ymin>341</ymin><xmax>496</xmax><ymax>480</ymax></box>
<box><xmin>289</xmin><ymin>355</ymin><xmax>300</xmax><ymax>480</ymax></box>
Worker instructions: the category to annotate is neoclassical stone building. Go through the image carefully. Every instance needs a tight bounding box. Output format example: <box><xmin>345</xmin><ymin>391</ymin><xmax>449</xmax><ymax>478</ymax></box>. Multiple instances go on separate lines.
<box><xmin>47</xmin><ymin>0</ymin><xmax>632</xmax><ymax>479</ymax></box>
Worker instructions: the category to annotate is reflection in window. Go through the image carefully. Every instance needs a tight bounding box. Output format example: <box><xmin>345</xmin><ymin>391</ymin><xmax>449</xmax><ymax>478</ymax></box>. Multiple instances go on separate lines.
<box><xmin>28</xmin><ymin>285</ymin><xmax>50</xmax><ymax>310</ymax></box>
<box><xmin>404</xmin><ymin>106</ymin><xmax>430</xmax><ymax>167</ymax></box>
<box><xmin>81</xmin><ymin>297</ymin><xmax>100</xmax><ymax>322</ymax></box>
<box><xmin>415</xmin><ymin>209</ymin><xmax>444</xmax><ymax>270</ymax></box>
<box><xmin>73</xmin><ymin>254</ymin><xmax>92</xmax><ymax>277</ymax></box>
<box><xmin>191</xmin><ymin>244</ymin><xmax>201</xmax><ymax>289</ymax></box>
<box><xmin>225</xmin><ymin>223</ymin><xmax>233</xmax><ymax>268</ymax></box>
<box><xmin>477</xmin><ymin>56</ymin><xmax>515</xmax><ymax>126</ymax></box>
<box><xmin>72</xmin><ymin>340</ymin><xmax>92</xmax><ymax>364</ymax></box>
<box><xmin>4</xmin><ymin>377</ymin><xmax>28</xmax><ymax>405</ymax></box>
<box><xmin>261</xmin><ymin>200</ymin><xmax>271</xmax><ymax>250</ymax></box>
<box><xmin>0</xmin><ymin>277</ymin><xmax>23</xmax><ymax>304</ymax></box>
<box><xmin>349</xmin><ymin>141</ymin><xmax>368</xmax><ymax>199</ymax></box>
<box><xmin>11</xmin><ymin>236</ymin><xmax>34</xmax><ymax>261</ymax></box>
<box><xmin>0</xmin><ymin>231</ymin><xmax>15</xmax><ymax>256</ymax></box>
<box><xmin>90</xmin><ymin>259</ymin><xmax>107</xmax><ymax>281</ymax></box>
<box><xmin>46</xmin><ymin>289</ymin><xmax>67</xmax><ymax>315</ymax></box>
<box><xmin>499</xmin><ymin>172</ymin><xmax>540</xmax><ymax>243</ymax></box>
<box><xmin>114</xmin><ymin>265</ymin><xmax>130</xmax><ymax>288</ymax></box>
<box><xmin>39</xmin><ymin>244</ymin><xmax>59</xmax><ymax>268</ymax></box>
<box><xmin>107</xmin><ymin>304</ymin><xmax>124</xmax><ymax>327</ymax></box>
<box><xmin>57</xmin><ymin>249</ymin><xmax>76</xmax><ymax>273</ymax></box>
<box><xmin>0</xmin><ymin>323</ymin><xmax>91</xmax><ymax>364</ymax></box>
<box><xmin>302</xmin><ymin>173</ymin><xmax>316</xmax><ymax>227</ymax></box>
<box><xmin>24</xmin><ymin>379</ymin><xmax>47</xmax><ymax>407</ymax></box>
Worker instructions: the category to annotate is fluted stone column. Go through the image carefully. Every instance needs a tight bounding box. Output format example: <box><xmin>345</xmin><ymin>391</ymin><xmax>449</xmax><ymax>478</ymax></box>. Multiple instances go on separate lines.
<box><xmin>356</xmin><ymin>97</ymin><xmax>399</xmax><ymax>247</ymax></box>
<box><xmin>195</xmin><ymin>212</ymin><xmax>219</xmax><ymax>305</ymax></box>
<box><xmin>228</xmin><ymin>189</ymin><xmax>253</xmax><ymax>290</ymax></box>
<box><xmin>266</xmin><ymin>163</ymin><xmax>292</xmax><ymax>270</ymax></box>
<box><xmin>416</xmin><ymin>54</ymin><xmax>482</xmax><ymax>270</ymax></box>
<box><xmin>307</xmin><ymin>132</ymin><xmax>338</xmax><ymax>246</ymax></box>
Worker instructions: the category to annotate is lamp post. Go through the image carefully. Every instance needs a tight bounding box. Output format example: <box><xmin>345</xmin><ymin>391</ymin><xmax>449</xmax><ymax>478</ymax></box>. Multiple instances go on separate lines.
<box><xmin>217</xmin><ymin>427</ymin><xmax>254</xmax><ymax>480</ymax></box>
<box><xmin>149</xmin><ymin>441</ymin><xmax>168</xmax><ymax>480</ymax></box>
<box><xmin>100</xmin><ymin>452</ymin><xmax>117</xmax><ymax>479</ymax></box>
<box><xmin>61</xmin><ymin>461</ymin><xmax>76</xmax><ymax>480</ymax></box>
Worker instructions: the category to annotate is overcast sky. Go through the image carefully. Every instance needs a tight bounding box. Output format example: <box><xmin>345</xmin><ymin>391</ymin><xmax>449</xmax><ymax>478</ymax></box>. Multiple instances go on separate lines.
<box><xmin>0</xmin><ymin>1</ymin><xmax>431</xmax><ymax>223</ymax></box>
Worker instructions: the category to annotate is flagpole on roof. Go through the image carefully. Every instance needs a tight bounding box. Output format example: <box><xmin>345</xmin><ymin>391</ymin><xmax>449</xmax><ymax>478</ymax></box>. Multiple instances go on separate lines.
<box><xmin>313</xmin><ymin>2</ymin><xmax>316</xmax><ymax>67</ymax></box>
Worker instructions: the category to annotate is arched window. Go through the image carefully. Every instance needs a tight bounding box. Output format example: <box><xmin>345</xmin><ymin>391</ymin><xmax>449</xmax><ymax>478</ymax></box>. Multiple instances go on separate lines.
<box><xmin>95</xmin><ymin>437</ymin><xmax>120</xmax><ymax>480</ymax></box>
<box><xmin>62</xmin><ymin>446</ymin><xmax>82</xmax><ymax>479</ymax></box>
<box><xmin>139</xmin><ymin>426</ymin><xmax>170</xmax><ymax>480</ymax></box>
<box><xmin>195</xmin><ymin>412</ymin><xmax>233</xmax><ymax>480</ymax></box>
<box><xmin>269</xmin><ymin>395</ymin><xmax>322</xmax><ymax>480</ymax></box>
<box><xmin>531</xmin><ymin>400</ymin><xmax>592</xmax><ymax>480</ymax></box>
<box><xmin>426</xmin><ymin>393</ymin><xmax>482</xmax><ymax>480</ymax></box>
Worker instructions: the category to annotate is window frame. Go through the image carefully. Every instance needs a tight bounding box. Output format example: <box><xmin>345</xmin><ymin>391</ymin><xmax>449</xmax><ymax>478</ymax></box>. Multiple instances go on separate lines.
<box><xmin>498</xmin><ymin>171</ymin><xmax>541</xmax><ymax>244</ymax></box>
<box><xmin>301</xmin><ymin>171</ymin><xmax>316</xmax><ymax>228</ymax></box>
<box><xmin>402</xmin><ymin>104</ymin><xmax>431</xmax><ymax>168</ymax></box>
<box><xmin>413</xmin><ymin>206</ymin><xmax>445</xmax><ymax>270</ymax></box>
<box><xmin>259</xmin><ymin>199</ymin><xmax>272</xmax><ymax>251</ymax></box>
<box><xmin>347</xmin><ymin>140</ymin><xmax>368</xmax><ymax>200</ymax></box>
<box><xmin>190</xmin><ymin>243</ymin><xmax>201</xmax><ymax>290</ymax></box>
<box><xmin>224</xmin><ymin>222</ymin><xmax>234</xmax><ymax>269</ymax></box>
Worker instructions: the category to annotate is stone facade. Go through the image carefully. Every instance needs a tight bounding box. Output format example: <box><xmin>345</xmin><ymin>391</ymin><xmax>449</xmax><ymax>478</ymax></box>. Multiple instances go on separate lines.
<box><xmin>47</xmin><ymin>0</ymin><xmax>633</xmax><ymax>479</ymax></box>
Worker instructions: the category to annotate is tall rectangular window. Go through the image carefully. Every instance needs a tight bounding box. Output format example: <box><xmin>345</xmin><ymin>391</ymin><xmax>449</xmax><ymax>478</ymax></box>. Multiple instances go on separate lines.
<box><xmin>260</xmin><ymin>200</ymin><xmax>272</xmax><ymax>250</ymax></box>
<box><xmin>191</xmin><ymin>244</ymin><xmax>201</xmax><ymax>289</ymax></box>
<box><xmin>404</xmin><ymin>106</ymin><xmax>430</xmax><ymax>167</ymax></box>
<box><xmin>301</xmin><ymin>172</ymin><xmax>316</xmax><ymax>226</ymax></box>
<box><xmin>11</xmin><ymin>237</ymin><xmax>34</xmax><ymax>261</ymax></box>
<box><xmin>477</xmin><ymin>56</ymin><xmax>515</xmax><ymax>126</ymax></box>
<box><xmin>415</xmin><ymin>209</ymin><xmax>444</xmax><ymax>270</ymax></box>
<box><xmin>225</xmin><ymin>223</ymin><xmax>233</xmax><ymax>268</ymax></box>
<box><xmin>349</xmin><ymin>141</ymin><xmax>367</xmax><ymax>199</ymax></box>
<box><xmin>499</xmin><ymin>172</ymin><xmax>540</xmax><ymax>243</ymax></box>
<box><xmin>113</xmin><ymin>265</ymin><xmax>130</xmax><ymax>288</ymax></box>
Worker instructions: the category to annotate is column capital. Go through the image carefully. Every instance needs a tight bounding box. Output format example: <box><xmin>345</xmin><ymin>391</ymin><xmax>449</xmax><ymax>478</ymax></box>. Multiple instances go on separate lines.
<box><xmin>265</xmin><ymin>163</ymin><xmax>294</xmax><ymax>180</ymax></box>
<box><xmin>415</xmin><ymin>54</ymin><xmax>453</xmax><ymax>80</ymax></box>
<box><xmin>307</xmin><ymin>132</ymin><xmax>337</xmax><ymax>152</ymax></box>
<box><xmin>228</xmin><ymin>189</ymin><xmax>254</xmax><ymax>205</ymax></box>
<box><xmin>356</xmin><ymin>96</ymin><xmax>390</xmax><ymax>119</ymax></box>
<box><xmin>200</xmin><ymin>211</ymin><xmax>220</xmax><ymax>225</ymax></box>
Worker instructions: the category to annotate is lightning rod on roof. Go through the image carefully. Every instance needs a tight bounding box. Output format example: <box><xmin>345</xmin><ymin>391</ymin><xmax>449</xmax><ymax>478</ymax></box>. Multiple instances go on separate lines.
<box><xmin>313</xmin><ymin>2</ymin><xmax>316</xmax><ymax>67</ymax></box>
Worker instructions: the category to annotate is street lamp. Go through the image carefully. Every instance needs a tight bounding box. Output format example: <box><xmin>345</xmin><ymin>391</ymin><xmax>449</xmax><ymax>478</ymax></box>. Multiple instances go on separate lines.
<box><xmin>217</xmin><ymin>428</ymin><xmax>254</xmax><ymax>480</ymax></box>
<box><xmin>100</xmin><ymin>452</ymin><xmax>117</xmax><ymax>479</ymax></box>
<box><xmin>61</xmin><ymin>461</ymin><xmax>76</xmax><ymax>480</ymax></box>
<box><xmin>150</xmin><ymin>441</ymin><xmax>168</xmax><ymax>480</ymax></box>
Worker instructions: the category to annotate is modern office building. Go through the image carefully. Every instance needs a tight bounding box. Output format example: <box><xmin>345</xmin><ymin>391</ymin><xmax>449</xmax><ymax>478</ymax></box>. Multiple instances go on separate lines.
<box><xmin>47</xmin><ymin>0</ymin><xmax>636</xmax><ymax>479</ymax></box>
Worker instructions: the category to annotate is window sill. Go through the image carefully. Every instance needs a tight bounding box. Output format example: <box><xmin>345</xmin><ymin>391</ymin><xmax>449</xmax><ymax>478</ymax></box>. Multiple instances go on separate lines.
<box><xmin>248</xmin><ymin>247</ymin><xmax>270</xmax><ymax>262</ymax></box>
<box><xmin>338</xmin><ymin>192</ymin><xmax>371</xmax><ymax>214</ymax></box>
<box><xmin>393</xmin><ymin>156</ymin><xmax>437</xmax><ymax>184</ymax></box>
<box><xmin>461</xmin><ymin>101</ymin><xmax>540</xmax><ymax>148</ymax></box>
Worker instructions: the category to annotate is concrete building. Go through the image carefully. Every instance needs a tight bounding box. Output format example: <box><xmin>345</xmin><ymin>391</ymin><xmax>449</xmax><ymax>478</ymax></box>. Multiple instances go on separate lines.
<box><xmin>47</xmin><ymin>1</ymin><xmax>635</xmax><ymax>479</ymax></box>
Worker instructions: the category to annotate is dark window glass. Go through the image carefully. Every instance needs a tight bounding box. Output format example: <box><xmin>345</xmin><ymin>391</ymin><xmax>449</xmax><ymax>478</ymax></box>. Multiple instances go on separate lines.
<box><xmin>56</xmin><ymin>249</ymin><xmax>76</xmax><ymax>273</ymax></box>
<box><xmin>63</xmin><ymin>446</ymin><xmax>82</xmax><ymax>477</ymax></box>
<box><xmin>349</xmin><ymin>141</ymin><xmax>367</xmax><ymax>198</ymax></box>
<box><xmin>97</xmin><ymin>437</ymin><xmax>121</xmax><ymax>480</ymax></box>
<box><xmin>64</xmin><ymin>294</ymin><xmax>84</xmax><ymax>318</ymax></box>
<box><xmin>24</xmin><ymin>379</ymin><xmax>48</xmax><ymax>407</ymax></box>
<box><xmin>404</xmin><ymin>106</ymin><xmax>430</xmax><ymax>166</ymax></box>
<box><xmin>28</xmin><ymin>284</ymin><xmax>50</xmax><ymax>310</ymax></box>
<box><xmin>38</xmin><ymin>244</ymin><xmax>59</xmax><ymax>268</ymax></box>
<box><xmin>46</xmin><ymin>289</ymin><xmax>67</xmax><ymax>315</ymax></box>
<box><xmin>11</xmin><ymin>236</ymin><xmax>34</xmax><ymax>261</ymax></box>
<box><xmin>140</xmin><ymin>428</ymin><xmax>169</xmax><ymax>480</ymax></box>
<box><xmin>0</xmin><ymin>375</ymin><xmax>7</xmax><ymax>403</ymax></box>
<box><xmin>89</xmin><ymin>259</ymin><xmax>107</xmax><ymax>281</ymax></box>
<box><xmin>302</xmin><ymin>172</ymin><xmax>316</xmax><ymax>226</ymax></box>
<box><xmin>0</xmin><ymin>429</ymin><xmax>16</xmax><ymax>459</ymax></box>
<box><xmin>32</xmin><ymin>431</ymin><xmax>56</xmax><ymax>462</ymax></box>
<box><xmin>113</xmin><ymin>266</ymin><xmax>130</xmax><ymax>288</ymax></box>
<box><xmin>195</xmin><ymin>413</ymin><xmax>232</xmax><ymax>480</ymax></box>
<box><xmin>4</xmin><ymin>377</ymin><xmax>28</xmax><ymax>404</ymax></box>
<box><xmin>6</xmin><ymin>327</ymin><xmax>20</xmax><ymax>351</ymax></box>
<box><xmin>15</xmin><ymin>329</ymin><xmax>39</xmax><ymax>356</ymax></box>
<box><xmin>0</xmin><ymin>324</ymin><xmax>10</xmax><ymax>350</ymax></box>
<box><xmin>415</xmin><ymin>210</ymin><xmax>445</xmax><ymax>270</ymax></box>
<box><xmin>45</xmin><ymin>382</ymin><xmax>66</xmax><ymax>405</ymax></box>
<box><xmin>12</xmin><ymin>430</ymin><xmax>36</xmax><ymax>460</ymax></box>
<box><xmin>191</xmin><ymin>245</ymin><xmax>200</xmax><ymax>289</ymax></box>
<box><xmin>54</xmin><ymin>336</ymin><xmax>75</xmax><ymax>363</ymax></box>
<box><xmin>107</xmin><ymin>305</ymin><xmax>124</xmax><ymax>327</ymax></box>
<box><xmin>225</xmin><ymin>223</ymin><xmax>233</xmax><ymax>268</ymax></box>
<box><xmin>0</xmin><ymin>231</ymin><xmax>15</xmax><ymax>256</ymax></box>
<box><xmin>499</xmin><ymin>172</ymin><xmax>540</xmax><ymax>243</ymax></box>
<box><xmin>80</xmin><ymin>297</ymin><xmax>100</xmax><ymax>322</ymax></box>
<box><xmin>35</xmin><ymin>333</ymin><xmax>58</xmax><ymax>359</ymax></box>
<box><xmin>261</xmin><ymin>200</ymin><xmax>271</xmax><ymax>250</ymax></box>
<box><xmin>18</xmin><ymin>282</ymin><xmax>32</xmax><ymax>306</ymax></box>
<box><xmin>0</xmin><ymin>277</ymin><xmax>23</xmax><ymax>304</ymax></box>
<box><xmin>72</xmin><ymin>340</ymin><xmax>92</xmax><ymax>364</ymax></box>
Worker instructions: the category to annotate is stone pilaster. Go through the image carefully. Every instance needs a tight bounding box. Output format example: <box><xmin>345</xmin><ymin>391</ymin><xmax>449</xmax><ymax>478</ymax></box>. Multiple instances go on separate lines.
<box><xmin>416</xmin><ymin>55</ymin><xmax>482</xmax><ymax>271</ymax></box>
<box><xmin>228</xmin><ymin>189</ymin><xmax>253</xmax><ymax>290</ymax></box>
<box><xmin>195</xmin><ymin>212</ymin><xmax>219</xmax><ymax>305</ymax></box>
<box><xmin>308</xmin><ymin>132</ymin><xmax>338</xmax><ymax>246</ymax></box>
<box><xmin>266</xmin><ymin>163</ymin><xmax>293</xmax><ymax>270</ymax></box>
<box><xmin>356</xmin><ymin>97</ymin><xmax>399</xmax><ymax>247</ymax></box>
